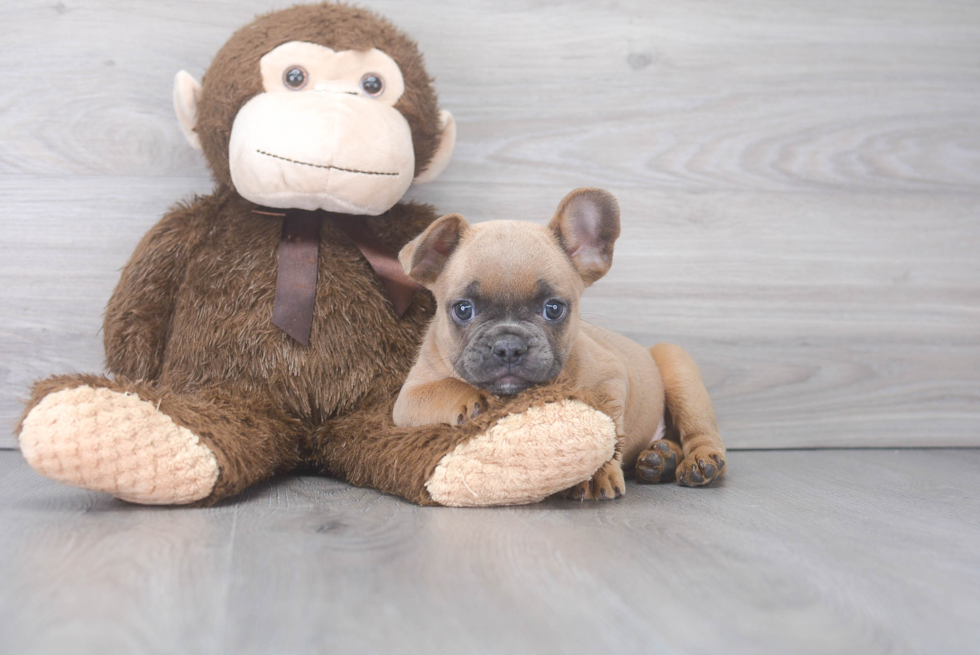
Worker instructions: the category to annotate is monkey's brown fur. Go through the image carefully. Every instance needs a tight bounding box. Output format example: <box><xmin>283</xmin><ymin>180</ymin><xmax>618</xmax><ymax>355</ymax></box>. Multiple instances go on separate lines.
<box><xmin>17</xmin><ymin>4</ymin><xmax>618</xmax><ymax>506</ymax></box>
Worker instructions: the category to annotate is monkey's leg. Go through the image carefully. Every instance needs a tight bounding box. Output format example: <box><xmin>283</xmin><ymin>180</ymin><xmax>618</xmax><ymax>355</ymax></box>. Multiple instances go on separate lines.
<box><xmin>649</xmin><ymin>344</ymin><xmax>727</xmax><ymax>486</ymax></box>
<box><xmin>18</xmin><ymin>375</ymin><xmax>302</xmax><ymax>505</ymax></box>
<box><xmin>310</xmin><ymin>381</ymin><xmax>618</xmax><ymax>507</ymax></box>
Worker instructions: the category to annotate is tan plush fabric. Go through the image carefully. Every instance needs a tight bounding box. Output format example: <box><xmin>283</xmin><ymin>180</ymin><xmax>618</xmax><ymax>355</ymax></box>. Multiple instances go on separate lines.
<box><xmin>226</xmin><ymin>42</ymin><xmax>418</xmax><ymax>214</ymax></box>
<box><xmin>425</xmin><ymin>399</ymin><xmax>616</xmax><ymax>507</ymax></box>
<box><xmin>19</xmin><ymin>386</ymin><xmax>219</xmax><ymax>505</ymax></box>
<box><xmin>228</xmin><ymin>90</ymin><xmax>415</xmax><ymax>214</ymax></box>
<box><xmin>413</xmin><ymin>110</ymin><xmax>455</xmax><ymax>184</ymax></box>
<box><xmin>173</xmin><ymin>70</ymin><xmax>202</xmax><ymax>150</ymax></box>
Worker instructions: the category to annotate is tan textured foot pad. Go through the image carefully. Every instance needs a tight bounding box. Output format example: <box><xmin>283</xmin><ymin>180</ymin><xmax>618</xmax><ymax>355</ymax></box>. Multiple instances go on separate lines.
<box><xmin>426</xmin><ymin>399</ymin><xmax>617</xmax><ymax>507</ymax></box>
<box><xmin>19</xmin><ymin>386</ymin><xmax>219</xmax><ymax>505</ymax></box>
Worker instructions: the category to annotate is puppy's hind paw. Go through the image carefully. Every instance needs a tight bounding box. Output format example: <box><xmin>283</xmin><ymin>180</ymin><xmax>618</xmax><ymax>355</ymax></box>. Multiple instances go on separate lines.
<box><xmin>676</xmin><ymin>448</ymin><xmax>726</xmax><ymax>487</ymax></box>
<box><xmin>635</xmin><ymin>439</ymin><xmax>682</xmax><ymax>484</ymax></box>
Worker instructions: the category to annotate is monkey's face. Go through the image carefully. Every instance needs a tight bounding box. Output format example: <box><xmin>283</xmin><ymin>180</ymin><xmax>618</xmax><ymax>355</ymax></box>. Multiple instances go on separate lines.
<box><xmin>227</xmin><ymin>41</ymin><xmax>414</xmax><ymax>215</ymax></box>
<box><xmin>175</xmin><ymin>10</ymin><xmax>457</xmax><ymax>216</ymax></box>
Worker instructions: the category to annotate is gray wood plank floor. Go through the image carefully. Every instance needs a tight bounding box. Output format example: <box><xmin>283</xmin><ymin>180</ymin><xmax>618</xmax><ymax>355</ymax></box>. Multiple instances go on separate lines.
<box><xmin>2</xmin><ymin>0</ymin><xmax>979</xmax><ymax>448</ymax></box>
<box><xmin>2</xmin><ymin>449</ymin><xmax>979</xmax><ymax>654</ymax></box>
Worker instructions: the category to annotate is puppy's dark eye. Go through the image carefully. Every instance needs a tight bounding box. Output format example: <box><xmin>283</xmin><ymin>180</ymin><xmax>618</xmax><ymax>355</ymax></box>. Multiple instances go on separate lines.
<box><xmin>360</xmin><ymin>73</ymin><xmax>384</xmax><ymax>97</ymax></box>
<box><xmin>543</xmin><ymin>300</ymin><xmax>566</xmax><ymax>321</ymax></box>
<box><xmin>452</xmin><ymin>300</ymin><xmax>475</xmax><ymax>323</ymax></box>
<box><xmin>283</xmin><ymin>66</ymin><xmax>308</xmax><ymax>90</ymax></box>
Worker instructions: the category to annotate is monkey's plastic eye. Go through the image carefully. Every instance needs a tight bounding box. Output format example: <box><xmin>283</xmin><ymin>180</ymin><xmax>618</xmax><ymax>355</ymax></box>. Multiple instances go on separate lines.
<box><xmin>452</xmin><ymin>300</ymin><xmax>475</xmax><ymax>323</ymax></box>
<box><xmin>543</xmin><ymin>300</ymin><xmax>566</xmax><ymax>321</ymax></box>
<box><xmin>283</xmin><ymin>66</ymin><xmax>308</xmax><ymax>90</ymax></box>
<box><xmin>360</xmin><ymin>73</ymin><xmax>384</xmax><ymax>97</ymax></box>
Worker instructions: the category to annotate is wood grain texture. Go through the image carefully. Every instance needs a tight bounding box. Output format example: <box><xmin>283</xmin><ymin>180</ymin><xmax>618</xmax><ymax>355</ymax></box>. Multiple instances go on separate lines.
<box><xmin>2</xmin><ymin>449</ymin><xmax>979</xmax><ymax>654</ymax></box>
<box><xmin>1</xmin><ymin>0</ymin><xmax>979</xmax><ymax>447</ymax></box>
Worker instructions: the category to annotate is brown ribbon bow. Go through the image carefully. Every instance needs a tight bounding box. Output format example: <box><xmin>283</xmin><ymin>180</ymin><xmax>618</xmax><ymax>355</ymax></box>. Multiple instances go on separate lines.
<box><xmin>256</xmin><ymin>207</ymin><xmax>420</xmax><ymax>346</ymax></box>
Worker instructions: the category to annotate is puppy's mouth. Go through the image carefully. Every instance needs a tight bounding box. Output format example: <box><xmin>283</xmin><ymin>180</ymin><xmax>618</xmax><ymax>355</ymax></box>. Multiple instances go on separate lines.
<box><xmin>484</xmin><ymin>374</ymin><xmax>532</xmax><ymax>396</ymax></box>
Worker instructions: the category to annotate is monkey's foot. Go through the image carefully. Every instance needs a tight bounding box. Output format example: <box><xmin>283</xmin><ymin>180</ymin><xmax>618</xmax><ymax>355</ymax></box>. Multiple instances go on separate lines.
<box><xmin>19</xmin><ymin>386</ymin><xmax>219</xmax><ymax>504</ymax></box>
<box><xmin>635</xmin><ymin>439</ymin><xmax>683</xmax><ymax>484</ymax></box>
<box><xmin>676</xmin><ymin>447</ymin><xmax>726</xmax><ymax>487</ymax></box>
<box><xmin>425</xmin><ymin>399</ymin><xmax>616</xmax><ymax>507</ymax></box>
<box><xmin>566</xmin><ymin>458</ymin><xmax>625</xmax><ymax>501</ymax></box>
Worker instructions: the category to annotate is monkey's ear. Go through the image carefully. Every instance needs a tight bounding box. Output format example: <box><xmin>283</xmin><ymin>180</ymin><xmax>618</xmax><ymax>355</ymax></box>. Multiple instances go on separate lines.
<box><xmin>399</xmin><ymin>213</ymin><xmax>468</xmax><ymax>285</ymax></box>
<box><xmin>413</xmin><ymin>110</ymin><xmax>456</xmax><ymax>184</ymax></box>
<box><xmin>173</xmin><ymin>70</ymin><xmax>203</xmax><ymax>151</ymax></box>
<box><xmin>548</xmin><ymin>188</ymin><xmax>621</xmax><ymax>286</ymax></box>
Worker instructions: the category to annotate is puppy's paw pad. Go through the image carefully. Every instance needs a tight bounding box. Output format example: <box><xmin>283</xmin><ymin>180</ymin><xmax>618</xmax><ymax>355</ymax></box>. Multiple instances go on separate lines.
<box><xmin>635</xmin><ymin>439</ymin><xmax>680</xmax><ymax>484</ymax></box>
<box><xmin>676</xmin><ymin>449</ymin><xmax>726</xmax><ymax>487</ymax></box>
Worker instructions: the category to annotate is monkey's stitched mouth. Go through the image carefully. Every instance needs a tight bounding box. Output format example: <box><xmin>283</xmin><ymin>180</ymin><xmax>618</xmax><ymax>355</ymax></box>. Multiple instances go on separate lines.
<box><xmin>256</xmin><ymin>149</ymin><xmax>398</xmax><ymax>177</ymax></box>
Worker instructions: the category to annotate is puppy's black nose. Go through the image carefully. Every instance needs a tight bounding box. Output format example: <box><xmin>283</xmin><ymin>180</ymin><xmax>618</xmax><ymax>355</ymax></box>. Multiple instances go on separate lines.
<box><xmin>491</xmin><ymin>336</ymin><xmax>528</xmax><ymax>364</ymax></box>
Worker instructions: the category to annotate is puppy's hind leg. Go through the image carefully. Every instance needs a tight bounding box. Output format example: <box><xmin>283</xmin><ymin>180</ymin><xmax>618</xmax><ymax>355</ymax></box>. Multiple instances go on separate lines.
<box><xmin>649</xmin><ymin>344</ymin><xmax>726</xmax><ymax>486</ymax></box>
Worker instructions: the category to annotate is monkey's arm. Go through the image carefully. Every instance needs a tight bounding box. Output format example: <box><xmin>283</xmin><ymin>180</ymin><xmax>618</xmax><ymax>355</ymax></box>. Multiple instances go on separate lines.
<box><xmin>103</xmin><ymin>196</ymin><xmax>212</xmax><ymax>381</ymax></box>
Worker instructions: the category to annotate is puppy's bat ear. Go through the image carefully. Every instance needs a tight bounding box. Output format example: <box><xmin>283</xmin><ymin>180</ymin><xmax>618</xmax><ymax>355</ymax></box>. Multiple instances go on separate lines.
<box><xmin>399</xmin><ymin>213</ymin><xmax>469</xmax><ymax>285</ymax></box>
<box><xmin>548</xmin><ymin>188</ymin><xmax>621</xmax><ymax>286</ymax></box>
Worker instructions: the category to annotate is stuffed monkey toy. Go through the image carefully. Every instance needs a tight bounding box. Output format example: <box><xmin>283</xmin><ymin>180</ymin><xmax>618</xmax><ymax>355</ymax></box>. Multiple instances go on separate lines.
<box><xmin>16</xmin><ymin>3</ymin><xmax>620</xmax><ymax>507</ymax></box>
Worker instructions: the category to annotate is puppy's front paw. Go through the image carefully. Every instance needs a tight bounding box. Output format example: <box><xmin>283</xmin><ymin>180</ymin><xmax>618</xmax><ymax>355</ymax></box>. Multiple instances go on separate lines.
<box><xmin>635</xmin><ymin>439</ymin><xmax>682</xmax><ymax>484</ymax></box>
<box><xmin>454</xmin><ymin>390</ymin><xmax>494</xmax><ymax>425</ymax></box>
<box><xmin>676</xmin><ymin>448</ymin><xmax>726</xmax><ymax>486</ymax></box>
<box><xmin>566</xmin><ymin>459</ymin><xmax>625</xmax><ymax>501</ymax></box>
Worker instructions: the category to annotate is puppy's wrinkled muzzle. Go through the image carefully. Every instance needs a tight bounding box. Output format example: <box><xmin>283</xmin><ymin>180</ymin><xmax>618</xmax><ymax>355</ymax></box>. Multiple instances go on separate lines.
<box><xmin>491</xmin><ymin>335</ymin><xmax>528</xmax><ymax>365</ymax></box>
<box><xmin>457</xmin><ymin>322</ymin><xmax>560</xmax><ymax>397</ymax></box>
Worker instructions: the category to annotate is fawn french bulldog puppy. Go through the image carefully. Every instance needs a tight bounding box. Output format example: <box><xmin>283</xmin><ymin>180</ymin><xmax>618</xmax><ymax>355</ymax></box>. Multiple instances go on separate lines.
<box><xmin>393</xmin><ymin>188</ymin><xmax>726</xmax><ymax>499</ymax></box>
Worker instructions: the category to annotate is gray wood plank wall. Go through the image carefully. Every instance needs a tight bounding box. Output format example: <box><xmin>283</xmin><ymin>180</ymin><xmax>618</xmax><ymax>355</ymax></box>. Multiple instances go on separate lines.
<box><xmin>1</xmin><ymin>0</ymin><xmax>978</xmax><ymax>449</ymax></box>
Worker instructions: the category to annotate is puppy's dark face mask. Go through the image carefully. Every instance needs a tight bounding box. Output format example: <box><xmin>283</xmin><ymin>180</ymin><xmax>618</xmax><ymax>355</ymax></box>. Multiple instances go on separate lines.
<box><xmin>447</xmin><ymin>281</ymin><xmax>572</xmax><ymax>396</ymax></box>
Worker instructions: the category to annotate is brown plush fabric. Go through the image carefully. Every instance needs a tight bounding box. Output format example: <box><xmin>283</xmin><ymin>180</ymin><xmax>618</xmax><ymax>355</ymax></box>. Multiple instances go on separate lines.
<box><xmin>110</xmin><ymin>191</ymin><xmax>437</xmax><ymax>500</ymax></box>
<box><xmin>20</xmin><ymin>372</ymin><xmax>303</xmax><ymax>502</ymax></box>
<box><xmin>17</xmin><ymin>4</ymin><xmax>615</xmax><ymax>506</ymax></box>
<box><xmin>18</xmin><ymin>186</ymin><xmax>611</xmax><ymax>505</ymax></box>
<box><xmin>196</xmin><ymin>3</ymin><xmax>442</xmax><ymax>185</ymax></box>
<box><xmin>310</xmin><ymin>379</ymin><xmax>613</xmax><ymax>505</ymax></box>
